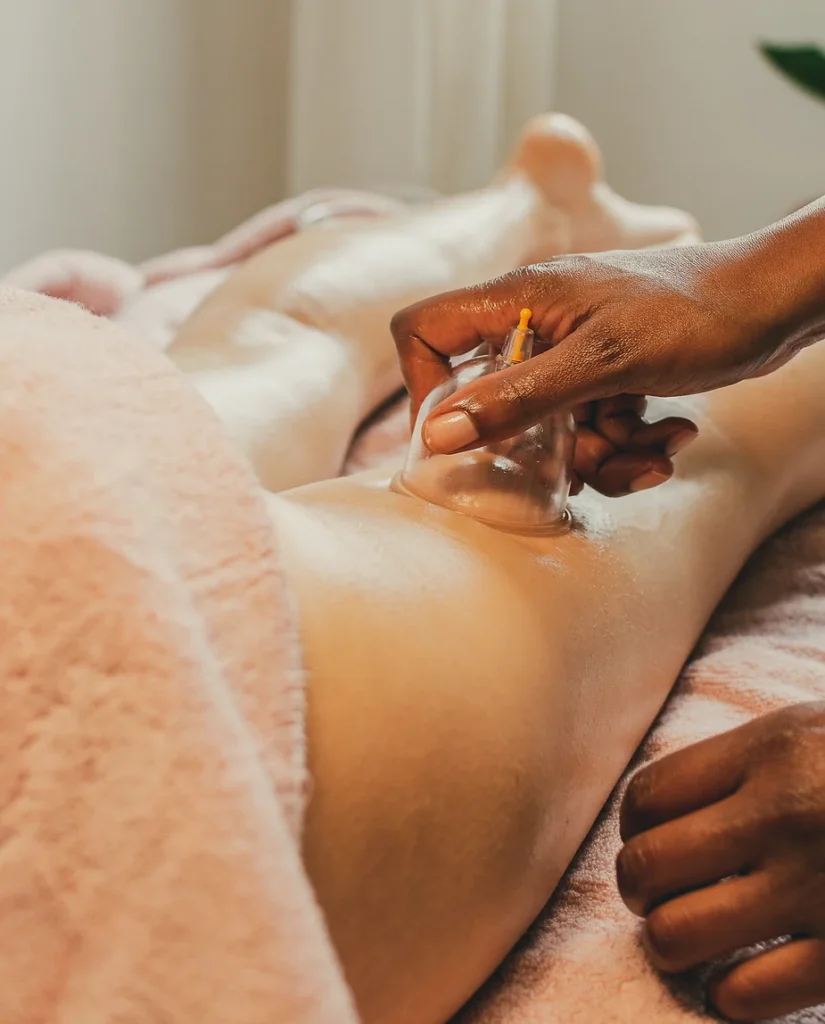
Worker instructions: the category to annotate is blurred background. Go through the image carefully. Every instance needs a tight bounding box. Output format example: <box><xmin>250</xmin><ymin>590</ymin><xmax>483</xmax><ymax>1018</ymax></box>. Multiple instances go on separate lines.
<box><xmin>2</xmin><ymin>0</ymin><xmax>824</xmax><ymax>270</ymax></box>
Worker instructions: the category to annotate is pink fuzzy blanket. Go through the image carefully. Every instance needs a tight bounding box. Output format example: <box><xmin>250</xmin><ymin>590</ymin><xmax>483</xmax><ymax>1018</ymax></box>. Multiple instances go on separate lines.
<box><xmin>4</xmin><ymin>196</ymin><xmax>824</xmax><ymax>1023</ymax></box>
<box><xmin>0</xmin><ymin>286</ymin><xmax>356</xmax><ymax>1023</ymax></box>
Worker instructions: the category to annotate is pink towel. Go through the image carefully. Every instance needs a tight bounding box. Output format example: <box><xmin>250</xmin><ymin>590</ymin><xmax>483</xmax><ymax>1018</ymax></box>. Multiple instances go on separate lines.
<box><xmin>0</xmin><ymin>288</ymin><xmax>355</xmax><ymax>1023</ymax></box>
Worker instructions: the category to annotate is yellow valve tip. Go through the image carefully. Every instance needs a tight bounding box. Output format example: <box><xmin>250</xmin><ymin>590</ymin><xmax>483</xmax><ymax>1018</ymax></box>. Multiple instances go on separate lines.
<box><xmin>509</xmin><ymin>308</ymin><xmax>533</xmax><ymax>364</ymax></box>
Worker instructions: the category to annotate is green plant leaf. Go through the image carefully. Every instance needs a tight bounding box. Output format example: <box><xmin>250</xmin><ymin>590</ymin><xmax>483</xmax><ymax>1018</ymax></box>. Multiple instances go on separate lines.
<box><xmin>760</xmin><ymin>43</ymin><xmax>825</xmax><ymax>102</ymax></box>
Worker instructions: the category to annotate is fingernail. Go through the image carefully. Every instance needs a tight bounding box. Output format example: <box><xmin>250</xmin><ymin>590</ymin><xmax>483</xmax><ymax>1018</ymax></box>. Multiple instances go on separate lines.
<box><xmin>423</xmin><ymin>411</ymin><xmax>480</xmax><ymax>453</ymax></box>
<box><xmin>629</xmin><ymin>469</ymin><xmax>671</xmax><ymax>493</ymax></box>
<box><xmin>666</xmin><ymin>429</ymin><xmax>698</xmax><ymax>456</ymax></box>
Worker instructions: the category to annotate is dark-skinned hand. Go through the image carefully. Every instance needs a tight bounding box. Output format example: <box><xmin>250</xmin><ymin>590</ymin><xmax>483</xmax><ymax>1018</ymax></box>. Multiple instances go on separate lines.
<box><xmin>391</xmin><ymin>240</ymin><xmax>818</xmax><ymax>497</ymax></box>
<box><xmin>617</xmin><ymin>702</ymin><xmax>825</xmax><ymax>1021</ymax></box>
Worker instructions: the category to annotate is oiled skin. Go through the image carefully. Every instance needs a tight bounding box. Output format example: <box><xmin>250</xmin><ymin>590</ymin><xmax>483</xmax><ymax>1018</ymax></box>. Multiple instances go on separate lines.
<box><xmin>267</xmin><ymin>345</ymin><xmax>825</xmax><ymax>1024</ymax></box>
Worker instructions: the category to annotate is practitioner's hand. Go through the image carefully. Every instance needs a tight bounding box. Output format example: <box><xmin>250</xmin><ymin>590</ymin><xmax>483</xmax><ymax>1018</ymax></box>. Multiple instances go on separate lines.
<box><xmin>391</xmin><ymin>243</ymin><xmax>810</xmax><ymax>497</ymax></box>
<box><xmin>617</xmin><ymin>702</ymin><xmax>825</xmax><ymax>1021</ymax></box>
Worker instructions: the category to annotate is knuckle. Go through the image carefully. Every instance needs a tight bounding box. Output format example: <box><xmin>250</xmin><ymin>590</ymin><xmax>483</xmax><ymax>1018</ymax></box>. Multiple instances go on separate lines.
<box><xmin>761</xmin><ymin>716</ymin><xmax>802</xmax><ymax>759</ymax></box>
<box><xmin>586</xmin><ymin>324</ymin><xmax>629</xmax><ymax>370</ymax></box>
<box><xmin>756</xmin><ymin>702</ymin><xmax>825</xmax><ymax>754</ymax></box>
<box><xmin>766</xmin><ymin>784</ymin><xmax>825</xmax><ymax>840</ymax></box>
<box><xmin>552</xmin><ymin>252</ymin><xmax>598</xmax><ymax>281</ymax></box>
<box><xmin>795</xmin><ymin>699</ymin><xmax>825</xmax><ymax>724</ymax></box>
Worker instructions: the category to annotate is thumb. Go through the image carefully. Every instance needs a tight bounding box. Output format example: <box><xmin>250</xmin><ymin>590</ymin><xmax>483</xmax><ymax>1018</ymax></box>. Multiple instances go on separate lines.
<box><xmin>422</xmin><ymin>325</ymin><xmax>633</xmax><ymax>452</ymax></box>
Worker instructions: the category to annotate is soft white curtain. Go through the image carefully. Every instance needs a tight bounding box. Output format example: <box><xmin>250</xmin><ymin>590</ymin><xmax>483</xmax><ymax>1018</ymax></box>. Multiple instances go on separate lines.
<box><xmin>287</xmin><ymin>0</ymin><xmax>558</xmax><ymax>196</ymax></box>
<box><xmin>0</xmin><ymin>0</ymin><xmax>291</xmax><ymax>270</ymax></box>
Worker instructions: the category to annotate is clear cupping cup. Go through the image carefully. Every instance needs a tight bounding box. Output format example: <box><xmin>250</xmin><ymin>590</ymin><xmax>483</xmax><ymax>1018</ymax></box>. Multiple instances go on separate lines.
<box><xmin>394</xmin><ymin>341</ymin><xmax>575</xmax><ymax>535</ymax></box>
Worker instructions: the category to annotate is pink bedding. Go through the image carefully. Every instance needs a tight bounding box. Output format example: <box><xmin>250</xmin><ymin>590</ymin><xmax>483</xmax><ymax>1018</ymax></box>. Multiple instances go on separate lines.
<box><xmin>455</xmin><ymin>501</ymin><xmax>825</xmax><ymax>1023</ymax></box>
<box><xmin>4</xmin><ymin>197</ymin><xmax>823</xmax><ymax>1023</ymax></box>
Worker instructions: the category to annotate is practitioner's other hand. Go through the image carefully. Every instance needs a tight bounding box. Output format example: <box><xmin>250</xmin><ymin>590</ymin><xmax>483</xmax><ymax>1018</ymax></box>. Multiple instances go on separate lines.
<box><xmin>617</xmin><ymin>702</ymin><xmax>825</xmax><ymax>1021</ymax></box>
<box><xmin>391</xmin><ymin>243</ymin><xmax>806</xmax><ymax>496</ymax></box>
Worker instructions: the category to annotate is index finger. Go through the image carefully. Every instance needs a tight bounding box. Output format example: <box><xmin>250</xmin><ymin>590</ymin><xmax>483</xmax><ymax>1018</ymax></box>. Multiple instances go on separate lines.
<box><xmin>389</xmin><ymin>291</ymin><xmax>511</xmax><ymax>418</ymax></box>
<box><xmin>390</xmin><ymin>269</ymin><xmax>555</xmax><ymax>418</ymax></box>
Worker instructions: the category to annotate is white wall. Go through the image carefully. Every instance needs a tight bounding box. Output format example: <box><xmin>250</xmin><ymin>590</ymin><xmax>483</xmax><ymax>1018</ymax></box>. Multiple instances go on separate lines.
<box><xmin>0</xmin><ymin>0</ymin><xmax>290</xmax><ymax>271</ymax></box>
<box><xmin>555</xmin><ymin>0</ymin><xmax>825</xmax><ymax>240</ymax></box>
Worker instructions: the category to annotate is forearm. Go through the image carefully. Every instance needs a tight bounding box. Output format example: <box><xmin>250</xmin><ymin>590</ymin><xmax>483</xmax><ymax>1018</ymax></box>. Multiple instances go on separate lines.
<box><xmin>716</xmin><ymin>197</ymin><xmax>825</xmax><ymax>353</ymax></box>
